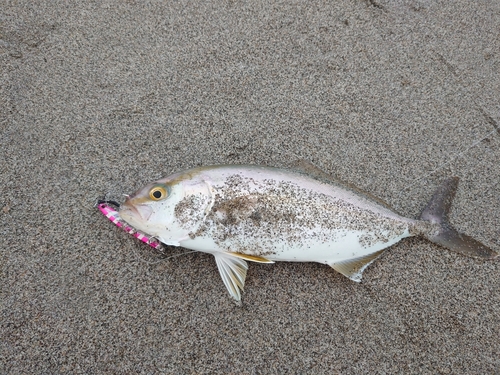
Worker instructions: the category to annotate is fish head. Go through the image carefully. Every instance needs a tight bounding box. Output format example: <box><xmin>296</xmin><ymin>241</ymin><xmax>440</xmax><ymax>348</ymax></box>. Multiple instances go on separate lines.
<box><xmin>119</xmin><ymin>178</ymin><xmax>187</xmax><ymax>244</ymax></box>
<box><xmin>119</xmin><ymin>172</ymin><xmax>212</xmax><ymax>246</ymax></box>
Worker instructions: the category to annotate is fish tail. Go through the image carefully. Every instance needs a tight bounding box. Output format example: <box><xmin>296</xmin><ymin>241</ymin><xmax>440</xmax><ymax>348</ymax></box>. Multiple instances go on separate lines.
<box><xmin>418</xmin><ymin>177</ymin><xmax>498</xmax><ymax>259</ymax></box>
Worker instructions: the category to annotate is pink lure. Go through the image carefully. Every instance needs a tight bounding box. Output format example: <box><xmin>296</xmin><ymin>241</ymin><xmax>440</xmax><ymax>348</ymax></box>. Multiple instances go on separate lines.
<box><xmin>97</xmin><ymin>202</ymin><xmax>163</xmax><ymax>250</ymax></box>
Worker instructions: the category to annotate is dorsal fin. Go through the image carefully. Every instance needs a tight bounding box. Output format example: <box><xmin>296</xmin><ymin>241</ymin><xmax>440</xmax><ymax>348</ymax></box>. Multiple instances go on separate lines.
<box><xmin>329</xmin><ymin>249</ymin><xmax>385</xmax><ymax>282</ymax></box>
<box><xmin>227</xmin><ymin>252</ymin><xmax>275</xmax><ymax>263</ymax></box>
<box><xmin>291</xmin><ymin>160</ymin><xmax>396</xmax><ymax>212</ymax></box>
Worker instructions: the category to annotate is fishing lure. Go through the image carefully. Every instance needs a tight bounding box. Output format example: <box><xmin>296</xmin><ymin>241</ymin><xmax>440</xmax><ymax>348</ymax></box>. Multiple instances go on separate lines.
<box><xmin>97</xmin><ymin>200</ymin><xmax>164</xmax><ymax>251</ymax></box>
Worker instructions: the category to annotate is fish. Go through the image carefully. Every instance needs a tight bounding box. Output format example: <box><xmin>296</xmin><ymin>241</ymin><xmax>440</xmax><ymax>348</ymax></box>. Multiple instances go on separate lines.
<box><xmin>118</xmin><ymin>164</ymin><xmax>498</xmax><ymax>302</ymax></box>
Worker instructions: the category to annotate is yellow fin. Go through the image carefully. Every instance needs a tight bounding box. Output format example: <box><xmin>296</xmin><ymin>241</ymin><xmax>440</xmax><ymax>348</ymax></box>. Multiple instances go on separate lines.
<box><xmin>227</xmin><ymin>252</ymin><xmax>275</xmax><ymax>264</ymax></box>
<box><xmin>329</xmin><ymin>250</ymin><xmax>385</xmax><ymax>282</ymax></box>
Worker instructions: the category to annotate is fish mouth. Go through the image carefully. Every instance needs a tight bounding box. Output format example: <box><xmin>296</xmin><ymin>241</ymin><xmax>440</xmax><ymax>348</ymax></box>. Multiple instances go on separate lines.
<box><xmin>120</xmin><ymin>199</ymin><xmax>153</xmax><ymax>223</ymax></box>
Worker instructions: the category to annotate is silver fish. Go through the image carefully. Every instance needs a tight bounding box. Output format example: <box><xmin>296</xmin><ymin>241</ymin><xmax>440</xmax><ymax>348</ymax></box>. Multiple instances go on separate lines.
<box><xmin>119</xmin><ymin>164</ymin><xmax>498</xmax><ymax>302</ymax></box>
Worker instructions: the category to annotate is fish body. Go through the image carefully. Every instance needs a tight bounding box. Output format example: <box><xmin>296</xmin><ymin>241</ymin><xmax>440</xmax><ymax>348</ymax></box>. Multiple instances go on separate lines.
<box><xmin>118</xmin><ymin>164</ymin><xmax>497</xmax><ymax>302</ymax></box>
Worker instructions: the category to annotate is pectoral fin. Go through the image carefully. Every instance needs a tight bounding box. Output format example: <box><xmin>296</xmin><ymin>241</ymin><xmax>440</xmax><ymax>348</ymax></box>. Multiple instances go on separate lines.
<box><xmin>227</xmin><ymin>252</ymin><xmax>275</xmax><ymax>263</ymax></box>
<box><xmin>213</xmin><ymin>252</ymin><xmax>249</xmax><ymax>302</ymax></box>
<box><xmin>329</xmin><ymin>250</ymin><xmax>385</xmax><ymax>282</ymax></box>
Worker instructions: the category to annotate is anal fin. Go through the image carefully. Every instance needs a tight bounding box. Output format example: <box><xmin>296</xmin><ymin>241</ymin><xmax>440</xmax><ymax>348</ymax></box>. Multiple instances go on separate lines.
<box><xmin>213</xmin><ymin>252</ymin><xmax>249</xmax><ymax>303</ymax></box>
<box><xmin>329</xmin><ymin>250</ymin><xmax>385</xmax><ymax>282</ymax></box>
<box><xmin>227</xmin><ymin>252</ymin><xmax>275</xmax><ymax>264</ymax></box>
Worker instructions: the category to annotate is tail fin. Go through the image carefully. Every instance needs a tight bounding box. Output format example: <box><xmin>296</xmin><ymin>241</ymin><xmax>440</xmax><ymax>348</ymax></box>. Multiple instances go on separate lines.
<box><xmin>419</xmin><ymin>177</ymin><xmax>498</xmax><ymax>259</ymax></box>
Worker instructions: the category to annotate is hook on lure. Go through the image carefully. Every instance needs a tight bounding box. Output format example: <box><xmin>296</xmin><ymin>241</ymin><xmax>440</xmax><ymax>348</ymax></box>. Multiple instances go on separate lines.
<box><xmin>96</xmin><ymin>199</ymin><xmax>121</xmax><ymax>208</ymax></box>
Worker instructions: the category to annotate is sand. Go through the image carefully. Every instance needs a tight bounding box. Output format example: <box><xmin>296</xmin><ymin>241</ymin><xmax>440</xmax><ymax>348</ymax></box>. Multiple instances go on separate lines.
<box><xmin>1</xmin><ymin>0</ymin><xmax>499</xmax><ymax>373</ymax></box>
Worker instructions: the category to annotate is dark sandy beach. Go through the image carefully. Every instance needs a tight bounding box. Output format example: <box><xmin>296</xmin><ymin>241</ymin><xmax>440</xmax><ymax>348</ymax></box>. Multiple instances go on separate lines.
<box><xmin>2</xmin><ymin>1</ymin><xmax>499</xmax><ymax>373</ymax></box>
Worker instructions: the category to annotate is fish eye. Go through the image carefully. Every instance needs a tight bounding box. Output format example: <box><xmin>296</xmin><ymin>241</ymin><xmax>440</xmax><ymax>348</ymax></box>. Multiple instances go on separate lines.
<box><xmin>149</xmin><ymin>186</ymin><xmax>167</xmax><ymax>201</ymax></box>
